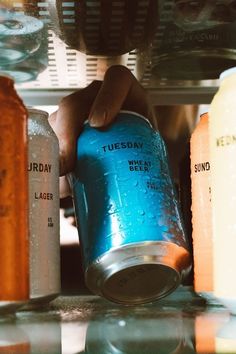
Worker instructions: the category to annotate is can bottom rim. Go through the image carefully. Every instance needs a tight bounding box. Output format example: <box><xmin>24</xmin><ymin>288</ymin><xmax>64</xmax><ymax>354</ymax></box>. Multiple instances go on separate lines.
<box><xmin>85</xmin><ymin>241</ymin><xmax>191</xmax><ymax>305</ymax></box>
<box><xmin>102</xmin><ymin>263</ymin><xmax>180</xmax><ymax>305</ymax></box>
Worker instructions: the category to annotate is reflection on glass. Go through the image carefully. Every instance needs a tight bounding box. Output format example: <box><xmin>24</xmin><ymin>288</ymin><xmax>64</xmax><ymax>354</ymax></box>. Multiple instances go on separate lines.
<box><xmin>84</xmin><ymin>311</ymin><xmax>194</xmax><ymax>354</ymax></box>
<box><xmin>61</xmin><ymin>322</ymin><xmax>88</xmax><ymax>354</ymax></box>
<box><xmin>216</xmin><ymin>316</ymin><xmax>236</xmax><ymax>353</ymax></box>
<box><xmin>17</xmin><ymin>312</ymin><xmax>62</xmax><ymax>354</ymax></box>
<box><xmin>0</xmin><ymin>320</ymin><xmax>30</xmax><ymax>354</ymax></box>
<box><xmin>194</xmin><ymin>310</ymin><xmax>230</xmax><ymax>353</ymax></box>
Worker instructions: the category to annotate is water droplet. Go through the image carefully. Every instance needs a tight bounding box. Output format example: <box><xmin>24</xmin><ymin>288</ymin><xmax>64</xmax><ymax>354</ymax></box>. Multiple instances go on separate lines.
<box><xmin>138</xmin><ymin>210</ymin><xmax>145</xmax><ymax>216</ymax></box>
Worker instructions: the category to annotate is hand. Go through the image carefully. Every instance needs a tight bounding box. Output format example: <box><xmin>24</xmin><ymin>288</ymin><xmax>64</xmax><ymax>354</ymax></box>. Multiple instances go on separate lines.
<box><xmin>49</xmin><ymin>65</ymin><xmax>155</xmax><ymax>198</ymax></box>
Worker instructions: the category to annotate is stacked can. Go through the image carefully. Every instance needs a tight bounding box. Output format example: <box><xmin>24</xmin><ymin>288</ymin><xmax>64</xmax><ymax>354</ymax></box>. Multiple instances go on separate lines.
<box><xmin>26</xmin><ymin>108</ymin><xmax>60</xmax><ymax>307</ymax></box>
<box><xmin>70</xmin><ymin>111</ymin><xmax>191</xmax><ymax>305</ymax></box>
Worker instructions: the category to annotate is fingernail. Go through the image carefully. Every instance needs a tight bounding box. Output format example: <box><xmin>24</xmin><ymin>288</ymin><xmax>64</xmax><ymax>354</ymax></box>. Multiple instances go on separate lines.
<box><xmin>89</xmin><ymin>110</ymin><xmax>107</xmax><ymax>127</ymax></box>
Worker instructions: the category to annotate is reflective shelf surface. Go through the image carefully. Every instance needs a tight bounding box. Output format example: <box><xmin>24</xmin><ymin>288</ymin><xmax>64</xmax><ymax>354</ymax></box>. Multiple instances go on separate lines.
<box><xmin>1</xmin><ymin>287</ymin><xmax>236</xmax><ymax>354</ymax></box>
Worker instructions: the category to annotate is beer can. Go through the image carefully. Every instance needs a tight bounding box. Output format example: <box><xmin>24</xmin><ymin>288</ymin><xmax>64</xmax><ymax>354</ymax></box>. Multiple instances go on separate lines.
<box><xmin>26</xmin><ymin>108</ymin><xmax>60</xmax><ymax>307</ymax></box>
<box><xmin>0</xmin><ymin>75</ymin><xmax>29</xmax><ymax>314</ymax></box>
<box><xmin>209</xmin><ymin>67</ymin><xmax>236</xmax><ymax>315</ymax></box>
<box><xmin>70</xmin><ymin>111</ymin><xmax>191</xmax><ymax>305</ymax></box>
<box><xmin>190</xmin><ymin>112</ymin><xmax>213</xmax><ymax>295</ymax></box>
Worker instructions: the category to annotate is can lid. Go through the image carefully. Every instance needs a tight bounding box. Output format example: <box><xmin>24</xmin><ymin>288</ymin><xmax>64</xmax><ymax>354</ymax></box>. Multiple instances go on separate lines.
<box><xmin>219</xmin><ymin>67</ymin><xmax>236</xmax><ymax>82</ymax></box>
<box><xmin>85</xmin><ymin>241</ymin><xmax>191</xmax><ymax>305</ymax></box>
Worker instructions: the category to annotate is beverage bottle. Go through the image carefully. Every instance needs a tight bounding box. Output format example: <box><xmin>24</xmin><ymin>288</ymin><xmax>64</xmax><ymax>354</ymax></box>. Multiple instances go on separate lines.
<box><xmin>209</xmin><ymin>66</ymin><xmax>236</xmax><ymax>314</ymax></box>
<box><xmin>190</xmin><ymin>112</ymin><xmax>212</xmax><ymax>295</ymax></box>
<box><xmin>0</xmin><ymin>75</ymin><xmax>29</xmax><ymax>312</ymax></box>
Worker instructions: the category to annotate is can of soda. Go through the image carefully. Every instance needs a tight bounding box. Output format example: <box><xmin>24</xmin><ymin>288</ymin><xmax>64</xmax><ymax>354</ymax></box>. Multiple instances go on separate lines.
<box><xmin>70</xmin><ymin>111</ymin><xmax>191</xmax><ymax>305</ymax></box>
<box><xmin>26</xmin><ymin>108</ymin><xmax>60</xmax><ymax>307</ymax></box>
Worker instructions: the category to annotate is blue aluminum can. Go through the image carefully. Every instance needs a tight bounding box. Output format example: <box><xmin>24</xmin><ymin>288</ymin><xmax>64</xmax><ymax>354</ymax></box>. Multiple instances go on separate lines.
<box><xmin>70</xmin><ymin>111</ymin><xmax>191</xmax><ymax>305</ymax></box>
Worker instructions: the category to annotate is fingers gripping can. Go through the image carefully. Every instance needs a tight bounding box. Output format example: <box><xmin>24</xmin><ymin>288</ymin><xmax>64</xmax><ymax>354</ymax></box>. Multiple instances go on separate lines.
<box><xmin>27</xmin><ymin>108</ymin><xmax>60</xmax><ymax>306</ymax></box>
<box><xmin>71</xmin><ymin>111</ymin><xmax>191</xmax><ymax>305</ymax></box>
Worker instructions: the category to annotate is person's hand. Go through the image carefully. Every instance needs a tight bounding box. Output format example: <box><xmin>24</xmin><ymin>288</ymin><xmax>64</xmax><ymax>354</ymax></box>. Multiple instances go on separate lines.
<box><xmin>49</xmin><ymin>65</ymin><xmax>155</xmax><ymax>198</ymax></box>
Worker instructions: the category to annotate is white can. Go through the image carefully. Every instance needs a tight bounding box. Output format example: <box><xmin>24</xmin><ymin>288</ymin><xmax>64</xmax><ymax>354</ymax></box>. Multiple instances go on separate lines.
<box><xmin>26</xmin><ymin>108</ymin><xmax>60</xmax><ymax>307</ymax></box>
<box><xmin>209</xmin><ymin>67</ymin><xmax>236</xmax><ymax>314</ymax></box>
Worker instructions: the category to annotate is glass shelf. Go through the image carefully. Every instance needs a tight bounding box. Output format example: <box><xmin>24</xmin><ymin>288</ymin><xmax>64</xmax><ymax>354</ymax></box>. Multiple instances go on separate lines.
<box><xmin>2</xmin><ymin>287</ymin><xmax>235</xmax><ymax>354</ymax></box>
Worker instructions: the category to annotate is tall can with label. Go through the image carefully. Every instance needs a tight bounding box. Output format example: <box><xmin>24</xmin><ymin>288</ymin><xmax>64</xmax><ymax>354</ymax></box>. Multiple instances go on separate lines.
<box><xmin>0</xmin><ymin>75</ymin><xmax>29</xmax><ymax>313</ymax></box>
<box><xmin>70</xmin><ymin>111</ymin><xmax>191</xmax><ymax>305</ymax></box>
<box><xmin>209</xmin><ymin>67</ymin><xmax>236</xmax><ymax>314</ymax></box>
<box><xmin>26</xmin><ymin>108</ymin><xmax>60</xmax><ymax>306</ymax></box>
<box><xmin>190</xmin><ymin>112</ymin><xmax>213</xmax><ymax>295</ymax></box>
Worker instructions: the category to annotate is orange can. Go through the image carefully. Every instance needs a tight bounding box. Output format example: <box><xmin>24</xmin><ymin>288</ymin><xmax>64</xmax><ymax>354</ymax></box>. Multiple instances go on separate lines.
<box><xmin>0</xmin><ymin>75</ymin><xmax>29</xmax><ymax>313</ymax></box>
<box><xmin>190</xmin><ymin>112</ymin><xmax>213</xmax><ymax>294</ymax></box>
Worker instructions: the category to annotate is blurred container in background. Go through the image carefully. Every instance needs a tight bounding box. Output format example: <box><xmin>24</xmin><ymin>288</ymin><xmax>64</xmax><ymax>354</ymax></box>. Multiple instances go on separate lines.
<box><xmin>0</xmin><ymin>8</ymin><xmax>44</xmax><ymax>66</ymax></box>
<box><xmin>150</xmin><ymin>0</ymin><xmax>236</xmax><ymax>81</ymax></box>
<box><xmin>0</xmin><ymin>24</ymin><xmax>48</xmax><ymax>83</ymax></box>
<box><xmin>48</xmin><ymin>0</ymin><xmax>159</xmax><ymax>56</ymax></box>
